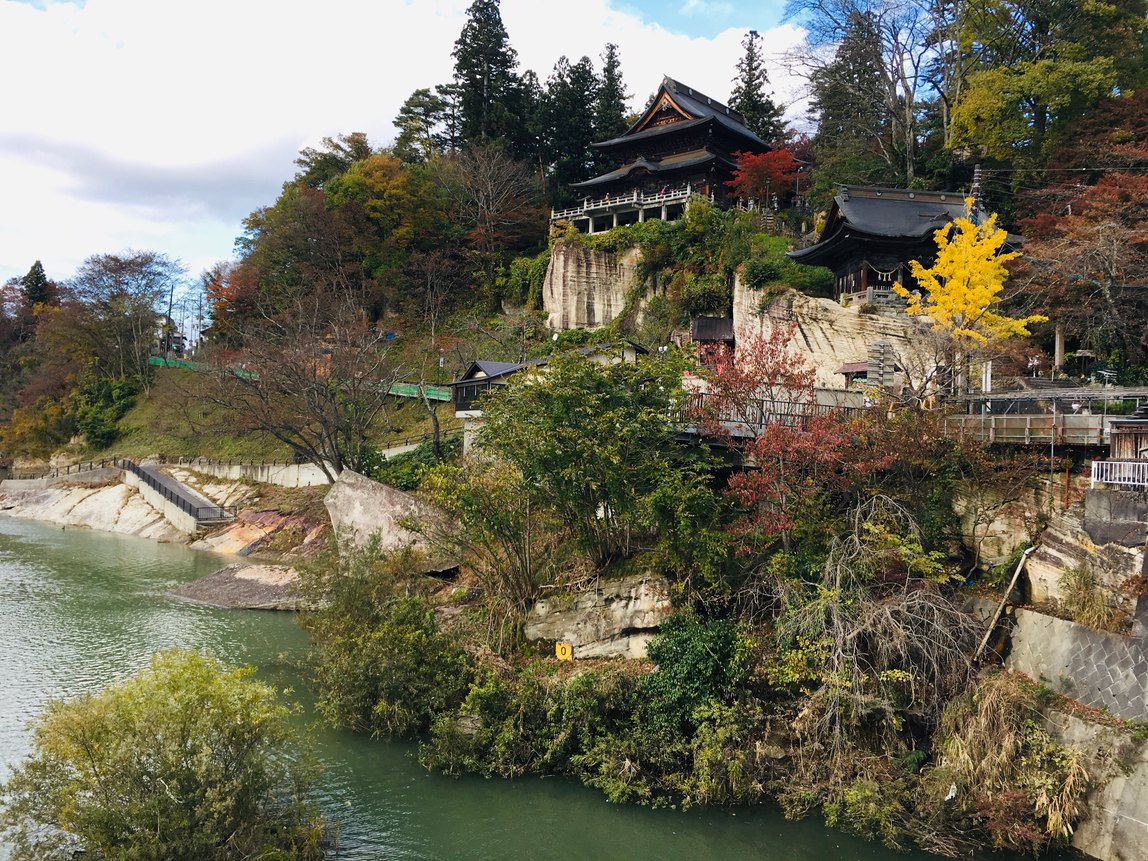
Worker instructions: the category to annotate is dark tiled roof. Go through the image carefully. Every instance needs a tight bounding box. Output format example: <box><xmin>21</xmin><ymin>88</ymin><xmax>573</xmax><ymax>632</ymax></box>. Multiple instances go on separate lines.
<box><xmin>789</xmin><ymin>186</ymin><xmax>987</xmax><ymax>267</ymax></box>
<box><xmin>594</xmin><ymin>77</ymin><xmax>768</xmax><ymax>151</ymax></box>
<box><xmin>691</xmin><ymin>316</ymin><xmax>735</xmax><ymax>342</ymax></box>
<box><xmin>661</xmin><ymin>77</ymin><xmax>768</xmax><ymax>148</ymax></box>
<box><xmin>571</xmin><ymin>150</ymin><xmax>723</xmax><ymax>189</ymax></box>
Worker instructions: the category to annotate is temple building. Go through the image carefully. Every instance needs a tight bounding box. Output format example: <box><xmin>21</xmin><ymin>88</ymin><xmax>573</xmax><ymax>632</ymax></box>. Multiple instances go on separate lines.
<box><xmin>551</xmin><ymin>77</ymin><xmax>769</xmax><ymax>234</ymax></box>
<box><xmin>788</xmin><ymin>186</ymin><xmax>982</xmax><ymax>307</ymax></box>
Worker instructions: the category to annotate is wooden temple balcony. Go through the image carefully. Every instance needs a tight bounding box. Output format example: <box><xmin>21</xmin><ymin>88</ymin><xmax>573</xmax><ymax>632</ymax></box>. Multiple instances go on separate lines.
<box><xmin>550</xmin><ymin>185</ymin><xmax>701</xmax><ymax>234</ymax></box>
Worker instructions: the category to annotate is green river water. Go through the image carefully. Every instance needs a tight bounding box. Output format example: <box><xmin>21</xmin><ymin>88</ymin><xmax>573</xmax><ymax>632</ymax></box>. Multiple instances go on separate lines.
<box><xmin>0</xmin><ymin>516</ymin><xmax>1040</xmax><ymax>860</ymax></box>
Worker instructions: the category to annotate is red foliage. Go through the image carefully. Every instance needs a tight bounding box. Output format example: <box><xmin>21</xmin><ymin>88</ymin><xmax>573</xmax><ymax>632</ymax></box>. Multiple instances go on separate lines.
<box><xmin>697</xmin><ymin>327</ymin><xmax>851</xmax><ymax>552</ymax></box>
<box><xmin>726</xmin><ymin>148</ymin><xmax>802</xmax><ymax>204</ymax></box>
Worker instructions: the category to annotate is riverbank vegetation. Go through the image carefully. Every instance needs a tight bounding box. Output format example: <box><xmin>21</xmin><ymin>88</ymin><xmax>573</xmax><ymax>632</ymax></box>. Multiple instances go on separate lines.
<box><xmin>294</xmin><ymin>335</ymin><xmax>1093</xmax><ymax>856</ymax></box>
<box><xmin>0</xmin><ymin>650</ymin><xmax>326</xmax><ymax>861</ymax></box>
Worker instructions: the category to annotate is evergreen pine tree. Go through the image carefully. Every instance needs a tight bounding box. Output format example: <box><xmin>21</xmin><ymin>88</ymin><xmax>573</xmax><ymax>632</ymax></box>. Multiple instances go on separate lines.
<box><xmin>542</xmin><ymin>56</ymin><xmax>599</xmax><ymax>204</ymax></box>
<box><xmin>393</xmin><ymin>89</ymin><xmax>449</xmax><ymax>164</ymax></box>
<box><xmin>452</xmin><ymin>0</ymin><xmax>525</xmax><ymax>153</ymax></box>
<box><xmin>19</xmin><ymin>260</ymin><xmax>53</xmax><ymax>314</ymax></box>
<box><xmin>729</xmin><ymin>31</ymin><xmax>785</xmax><ymax>143</ymax></box>
<box><xmin>808</xmin><ymin>10</ymin><xmax>894</xmax><ymax>203</ymax></box>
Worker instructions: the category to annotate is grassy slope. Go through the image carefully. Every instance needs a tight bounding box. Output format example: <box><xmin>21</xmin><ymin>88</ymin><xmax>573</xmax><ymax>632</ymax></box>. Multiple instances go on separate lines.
<box><xmin>105</xmin><ymin>366</ymin><xmax>462</xmax><ymax>462</ymax></box>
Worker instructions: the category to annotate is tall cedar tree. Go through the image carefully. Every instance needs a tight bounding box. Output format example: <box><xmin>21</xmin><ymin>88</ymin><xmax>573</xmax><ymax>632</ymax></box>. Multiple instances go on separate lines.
<box><xmin>452</xmin><ymin>0</ymin><xmax>527</xmax><ymax>155</ymax></box>
<box><xmin>593</xmin><ymin>43</ymin><xmax>629</xmax><ymax>171</ymax></box>
<box><xmin>808</xmin><ymin>10</ymin><xmax>893</xmax><ymax>207</ymax></box>
<box><xmin>19</xmin><ymin>261</ymin><xmax>55</xmax><ymax>315</ymax></box>
<box><xmin>729</xmin><ymin>30</ymin><xmax>785</xmax><ymax>143</ymax></box>
<box><xmin>543</xmin><ymin>56</ymin><xmax>599</xmax><ymax>204</ymax></box>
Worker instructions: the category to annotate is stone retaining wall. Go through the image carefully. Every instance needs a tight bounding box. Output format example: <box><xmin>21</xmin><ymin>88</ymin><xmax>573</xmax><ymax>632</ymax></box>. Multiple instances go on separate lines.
<box><xmin>1006</xmin><ymin>608</ymin><xmax>1148</xmax><ymax>720</ymax></box>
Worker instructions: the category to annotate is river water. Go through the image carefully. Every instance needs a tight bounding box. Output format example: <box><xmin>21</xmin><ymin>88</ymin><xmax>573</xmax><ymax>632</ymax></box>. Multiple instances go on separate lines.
<box><xmin>0</xmin><ymin>516</ymin><xmax>1034</xmax><ymax>860</ymax></box>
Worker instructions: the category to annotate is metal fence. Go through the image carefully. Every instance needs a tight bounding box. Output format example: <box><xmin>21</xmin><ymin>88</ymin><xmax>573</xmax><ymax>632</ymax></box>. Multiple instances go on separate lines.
<box><xmin>113</xmin><ymin>458</ymin><xmax>236</xmax><ymax>522</ymax></box>
<box><xmin>1090</xmin><ymin>460</ymin><xmax>1148</xmax><ymax>489</ymax></box>
<box><xmin>7</xmin><ymin>460</ymin><xmax>116</xmax><ymax>481</ymax></box>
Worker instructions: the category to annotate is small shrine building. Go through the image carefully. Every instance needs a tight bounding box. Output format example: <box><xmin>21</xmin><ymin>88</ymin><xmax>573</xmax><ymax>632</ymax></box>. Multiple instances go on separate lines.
<box><xmin>551</xmin><ymin>77</ymin><xmax>769</xmax><ymax>234</ymax></box>
<box><xmin>788</xmin><ymin>186</ymin><xmax>981</xmax><ymax>307</ymax></box>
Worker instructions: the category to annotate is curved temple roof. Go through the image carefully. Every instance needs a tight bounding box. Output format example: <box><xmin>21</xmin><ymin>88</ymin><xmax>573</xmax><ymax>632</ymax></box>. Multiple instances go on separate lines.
<box><xmin>789</xmin><ymin>186</ymin><xmax>983</xmax><ymax>267</ymax></box>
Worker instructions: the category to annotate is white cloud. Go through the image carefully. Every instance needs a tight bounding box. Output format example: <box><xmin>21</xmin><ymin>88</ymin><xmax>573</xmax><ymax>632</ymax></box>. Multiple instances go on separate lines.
<box><xmin>677</xmin><ymin>0</ymin><xmax>735</xmax><ymax>18</ymax></box>
<box><xmin>0</xmin><ymin>0</ymin><xmax>800</xmax><ymax>283</ymax></box>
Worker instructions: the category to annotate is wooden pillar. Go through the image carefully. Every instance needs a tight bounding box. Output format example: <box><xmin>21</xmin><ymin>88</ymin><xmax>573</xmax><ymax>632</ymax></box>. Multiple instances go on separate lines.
<box><xmin>1054</xmin><ymin>324</ymin><xmax>1065</xmax><ymax>371</ymax></box>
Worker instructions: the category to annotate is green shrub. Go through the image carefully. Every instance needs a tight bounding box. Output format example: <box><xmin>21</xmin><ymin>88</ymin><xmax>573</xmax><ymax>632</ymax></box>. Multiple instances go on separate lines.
<box><xmin>299</xmin><ymin>545</ymin><xmax>472</xmax><ymax>737</ymax></box>
<box><xmin>641</xmin><ymin>615</ymin><xmax>749</xmax><ymax>735</ymax></box>
<box><xmin>0</xmin><ymin>650</ymin><xmax>325</xmax><ymax>861</ymax></box>
<box><xmin>680</xmin><ymin>273</ymin><xmax>729</xmax><ymax>317</ymax></box>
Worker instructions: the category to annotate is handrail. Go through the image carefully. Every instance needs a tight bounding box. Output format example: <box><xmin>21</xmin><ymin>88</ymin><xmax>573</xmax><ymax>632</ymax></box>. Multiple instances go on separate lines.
<box><xmin>550</xmin><ymin>185</ymin><xmax>694</xmax><ymax>220</ymax></box>
<box><xmin>113</xmin><ymin>458</ymin><xmax>236</xmax><ymax>522</ymax></box>
<box><xmin>8</xmin><ymin>459</ymin><xmax>116</xmax><ymax>481</ymax></box>
<box><xmin>1091</xmin><ymin>459</ymin><xmax>1148</xmax><ymax>489</ymax></box>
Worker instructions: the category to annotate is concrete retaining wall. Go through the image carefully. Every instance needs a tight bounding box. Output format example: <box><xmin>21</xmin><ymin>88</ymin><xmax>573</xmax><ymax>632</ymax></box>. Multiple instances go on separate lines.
<box><xmin>180</xmin><ymin>460</ymin><xmax>333</xmax><ymax>487</ymax></box>
<box><xmin>1006</xmin><ymin>608</ymin><xmax>1148</xmax><ymax>720</ymax></box>
<box><xmin>122</xmin><ymin>470</ymin><xmax>199</xmax><ymax>535</ymax></box>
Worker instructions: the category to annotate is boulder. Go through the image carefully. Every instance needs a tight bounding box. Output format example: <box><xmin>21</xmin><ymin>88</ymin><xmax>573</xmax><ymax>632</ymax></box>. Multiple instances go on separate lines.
<box><xmin>323</xmin><ymin>469</ymin><xmax>448</xmax><ymax>557</ymax></box>
<box><xmin>525</xmin><ymin>574</ymin><xmax>672</xmax><ymax>659</ymax></box>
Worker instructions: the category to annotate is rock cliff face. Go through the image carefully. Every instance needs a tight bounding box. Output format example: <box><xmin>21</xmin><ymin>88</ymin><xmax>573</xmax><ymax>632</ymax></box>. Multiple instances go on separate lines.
<box><xmin>524</xmin><ymin>574</ymin><xmax>672</xmax><ymax>659</ymax></box>
<box><xmin>543</xmin><ymin>244</ymin><xmax>643</xmax><ymax>330</ymax></box>
<box><xmin>962</xmin><ymin>476</ymin><xmax>1144</xmax><ymax>608</ymax></box>
<box><xmin>0</xmin><ymin>480</ymin><xmax>184</xmax><ymax>542</ymax></box>
<box><xmin>733</xmin><ymin>283</ymin><xmax>933</xmax><ymax>390</ymax></box>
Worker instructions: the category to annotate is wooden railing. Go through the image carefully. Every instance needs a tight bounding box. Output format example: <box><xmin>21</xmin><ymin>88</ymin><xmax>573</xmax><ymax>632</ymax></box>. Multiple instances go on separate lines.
<box><xmin>943</xmin><ymin>414</ymin><xmax>1110</xmax><ymax>447</ymax></box>
<box><xmin>678</xmin><ymin>392</ymin><xmax>863</xmax><ymax>437</ymax></box>
<box><xmin>550</xmin><ymin>185</ymin><xmax>694</xmax><ymax>221</ymax></box>
<box><xmin>1091</xmin><ymin>460</ymin><xmax>1148</xmax><ymax>489</ymax></box>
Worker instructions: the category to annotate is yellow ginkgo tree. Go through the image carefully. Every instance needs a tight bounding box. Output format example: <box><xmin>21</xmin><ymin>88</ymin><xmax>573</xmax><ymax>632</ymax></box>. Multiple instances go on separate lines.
<box><xmin>894</xmin><ymin>199</ymin><xmax>1046</xmax><ymax>391</ymax></box>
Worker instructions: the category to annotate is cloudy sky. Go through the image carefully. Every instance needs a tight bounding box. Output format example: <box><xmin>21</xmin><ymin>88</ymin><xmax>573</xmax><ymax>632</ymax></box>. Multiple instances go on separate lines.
<box><xmin>0</xmin><ymin>0</ymin><xmax>801</xmax><ymax>285</ymax></box>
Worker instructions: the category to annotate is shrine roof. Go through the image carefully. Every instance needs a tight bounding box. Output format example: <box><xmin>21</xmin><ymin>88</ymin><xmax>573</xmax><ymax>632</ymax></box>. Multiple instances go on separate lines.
<box><xmin>571</xmin><ymin>148</ymin><xmax>725</xmax><ymax>188</ymax></box>
<box><xmin>593</xmin><ymin>77</ymin><xmax>768</xmax><ymax>151</ymax></box>
<box><xmin>789</xmin><ymin>186</ymin><xmax>981</xmax><ymax>267</ymax></box>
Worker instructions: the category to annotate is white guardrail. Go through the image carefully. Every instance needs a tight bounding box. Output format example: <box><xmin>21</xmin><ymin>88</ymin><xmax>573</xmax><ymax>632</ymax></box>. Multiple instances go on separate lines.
<box><xmin>1091</xmin><ymin>460</ymin><xmax>1148</xmax><ymax>489</ymax></box>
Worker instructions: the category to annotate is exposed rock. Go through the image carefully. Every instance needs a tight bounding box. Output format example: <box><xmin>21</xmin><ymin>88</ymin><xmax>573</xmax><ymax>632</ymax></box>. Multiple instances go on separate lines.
<box><xmin>957</xmin><ymin>476</ymin><xmax>1143</xmax><ymax>610</ymax></box>
<box><xmin>1085</xmin><ymin>488</ymin><xmax>1148</xmax><ymax>548</ymax></box>
<box><xmin>543</xmin><ymin>243</ymin><xmax>644</xmax><ymax>330</ymax></box>
<box><xmin>0</xmin><ymin>481</ymin><xmax>185</xmax><ymax>542</ymax></box>
<box><xmin>733</xmin><ymin>284</ymin><xmax>934</xmax><ymax>390</ymax></box>
<box><xmin>524</xmin><ymin>574</ymin><xmax>672</xmax><ymax>659</ymax></box>
<box><xmin>190</xmin><ymin>509</ymin><xmax>327</xmax><ymax>558</ymax></box>
<box><xmin>1045</xmin><ymin>711</ymin><xmax>1148</xmax><ymax>861</ymax></box>
<box><xmin>323</xmin><ymin>469</ymin><xmax>448</xmax><ymax>557</ymax></box>
<box><xmin>169</xmin><ymin>563</ymin><xmax>299</xmax><ymax>610</ymax></box>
